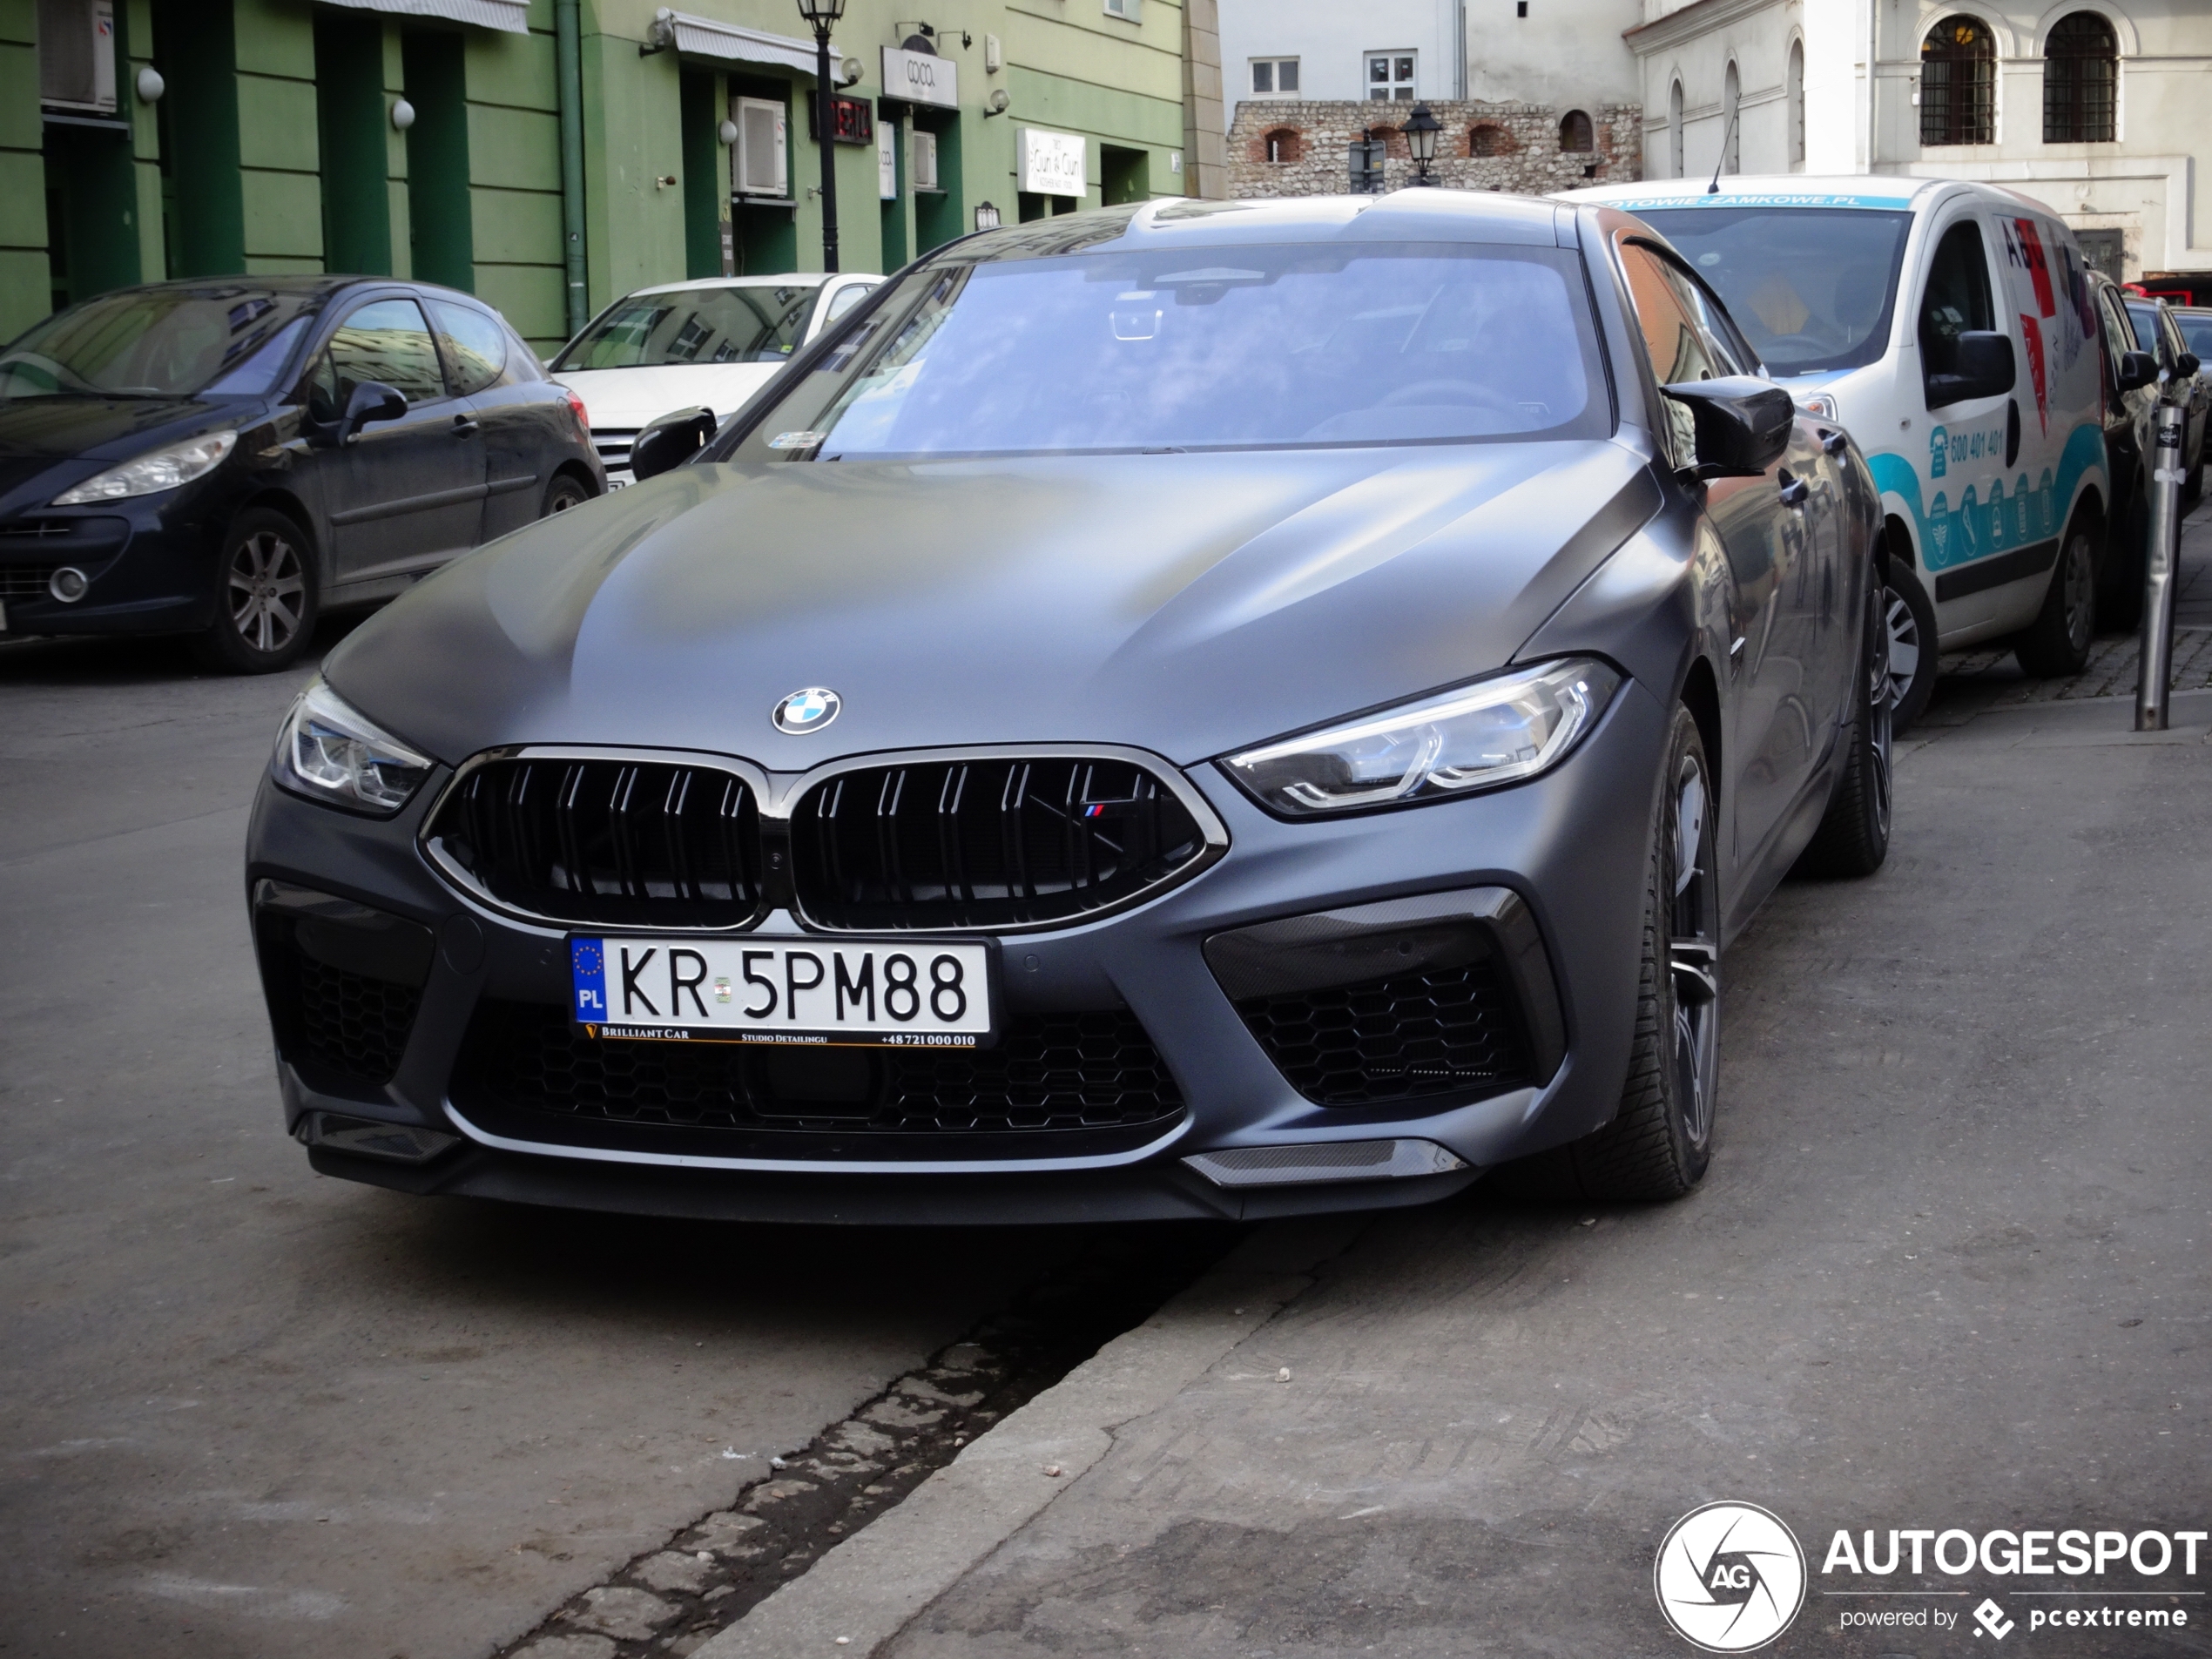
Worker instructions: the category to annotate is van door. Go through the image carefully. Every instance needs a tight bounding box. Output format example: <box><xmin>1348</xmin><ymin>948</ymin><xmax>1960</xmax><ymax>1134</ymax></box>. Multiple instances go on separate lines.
<box><xmin>1980</xmin><ymin>209</ymin><xmax>2096</xmax><ymax>630</ymax></box>
<box><xmin>1912</xmin><ymin>214</ymin><xmax>2020</xmax><ymax>634</ymax></box>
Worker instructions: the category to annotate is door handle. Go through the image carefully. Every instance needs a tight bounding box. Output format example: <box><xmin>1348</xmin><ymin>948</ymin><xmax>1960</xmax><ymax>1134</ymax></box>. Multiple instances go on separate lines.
<box><xmin>1778</xmin><ymin>473</ymin><xmax>1810</xmax><ymax>506</ymax></box>
<box><xmin>452</xmin><ymin>415</ymin><xmax>481</xmax><ymax>436</ymax></box>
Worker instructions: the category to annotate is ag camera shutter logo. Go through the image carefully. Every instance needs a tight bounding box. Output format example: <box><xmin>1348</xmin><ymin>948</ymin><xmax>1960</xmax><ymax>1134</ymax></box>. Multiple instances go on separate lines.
<box><xmin>1655</xmin><ymin>1501</ymin><xmax>1808</xmax><ymax>1652</ymax></box>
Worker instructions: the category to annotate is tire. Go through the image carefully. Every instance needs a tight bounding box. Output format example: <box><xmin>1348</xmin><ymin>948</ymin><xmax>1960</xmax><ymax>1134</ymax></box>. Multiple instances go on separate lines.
<box><xmin>542</xmin><ymin>471</ymin><xmax>593</xmax><ymax>516</ymax></box>
<box><xmin>1796</xmin><ymin>570</ymin><xmax>1894</xmax><ymax>880</ymax></box>
<box><xmin>191</xmin><ymin>507</ymin><xmax>320</xmax><ymax>674</ymax></box>
<box><xmin>1543</xmin><ymin>705</ymin><xmax>1720</xmax><ymax>1203</ymax></box>
<box><xmin>1882</xmin><ymin>563</ymin><xmax>1938</xmax><ymax>732</ymax></box>
<box><xmin>2016</xmin><ymin>509</ymin><xmax>2098</xmax><ymax>676</ymax></box>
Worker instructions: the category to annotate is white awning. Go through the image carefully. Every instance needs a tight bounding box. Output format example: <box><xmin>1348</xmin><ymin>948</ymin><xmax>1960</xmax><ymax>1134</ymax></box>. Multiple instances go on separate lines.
<box><xmin>650</xmin><ymin>10</ymin><xmax>819</xmax><ymax>78</ymax></box>
<box><xmin>315</xmin><ymin>0</ymin><xmax>529</xmax><ymax>34</ymax></box>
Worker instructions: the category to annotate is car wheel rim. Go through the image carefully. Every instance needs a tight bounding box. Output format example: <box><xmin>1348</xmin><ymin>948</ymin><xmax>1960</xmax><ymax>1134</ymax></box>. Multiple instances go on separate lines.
<box><xmin>2063</xmin><ymin>532</ymin><xmax>2094</xmax><ymax>652</ymax></box>
<box><xmin>1868</xmin><ymin>583</ymin><xmax>1893</xmax><ymax>840</ymax></box>
<box><xmin>1667</xmin><ymin>753</ymin><xmax>1719</xmax><ymax>1150</ymax></box>
<box><xmin>1882</xmin><ymin>587</ymin><xmax>1920</xmax><ymax>710</ymax></box>
<box><xmin>226</xmin><ymin>529</ymin><xmax>305</xmax><ymax>655</ymax></box>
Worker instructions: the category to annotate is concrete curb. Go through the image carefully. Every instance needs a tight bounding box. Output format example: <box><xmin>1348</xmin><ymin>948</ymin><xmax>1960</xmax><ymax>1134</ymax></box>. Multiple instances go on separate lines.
<box><xmin>691</xmin><ymin>1217</ymin><xmax>1364</xmax><ymax>1659</ymax></box>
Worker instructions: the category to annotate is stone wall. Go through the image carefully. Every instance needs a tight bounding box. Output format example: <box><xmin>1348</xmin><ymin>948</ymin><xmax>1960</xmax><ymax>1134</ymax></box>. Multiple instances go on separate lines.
<box><xmin>1227</xmin><ymin>99</ymin><xmax>1642</xmax><ymax>199</ymax></box>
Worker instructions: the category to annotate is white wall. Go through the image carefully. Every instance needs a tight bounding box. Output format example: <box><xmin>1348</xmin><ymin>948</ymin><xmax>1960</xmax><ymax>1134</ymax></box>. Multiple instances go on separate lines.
<box><xmin>1217</xmin><ymin>0</ymin><xmax>1460</xmax><ymax>126</ymax></box>
<box><xmin>1467</xmin><ymin>0</ymin><xmax>1642</xmax><ymax>111</ymax></box>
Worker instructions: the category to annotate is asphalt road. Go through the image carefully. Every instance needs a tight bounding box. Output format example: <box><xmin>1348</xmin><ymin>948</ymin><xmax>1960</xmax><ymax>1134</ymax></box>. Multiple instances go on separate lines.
<box><xmin>0</xmin><ymin>625</ymin><xmax>1218</xmax><ymax>1659</ymax></box>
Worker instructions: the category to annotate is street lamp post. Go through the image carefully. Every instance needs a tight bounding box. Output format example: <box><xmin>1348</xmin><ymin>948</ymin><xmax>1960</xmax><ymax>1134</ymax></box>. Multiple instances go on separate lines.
<box><xmin>796</xmin><ymin>0</ymin><xmax>846</xmax><ymax>272</ymax></box>
<box><xmin>1404</xmin><ymin>103</ymin><xmax>1441</xmax><ymax>185</ymax></box>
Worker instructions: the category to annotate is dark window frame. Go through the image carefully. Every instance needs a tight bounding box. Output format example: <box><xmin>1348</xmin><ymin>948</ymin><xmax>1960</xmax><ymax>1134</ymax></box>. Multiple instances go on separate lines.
<box><xmin>1921</xmin><ymin>15</ymin><xmax>1997</xmax><ymax>146</ymax></box>
<box><xmin>2043</xmin><ymin>12</ymin><xmax>2117</xmax><ymax>144</ymax></box>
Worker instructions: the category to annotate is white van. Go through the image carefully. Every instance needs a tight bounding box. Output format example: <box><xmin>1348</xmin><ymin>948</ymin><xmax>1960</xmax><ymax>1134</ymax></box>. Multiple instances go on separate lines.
<box><xmin>1563</xmin><ymin>177</ymin><xmax>2114</xmax><ymax>722</ymax></box>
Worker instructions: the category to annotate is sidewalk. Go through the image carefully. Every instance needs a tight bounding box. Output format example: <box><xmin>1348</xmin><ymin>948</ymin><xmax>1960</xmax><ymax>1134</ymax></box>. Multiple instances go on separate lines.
<box><xmin>690</xmin><ymin>644</ymin><xmax>2212</xmax><ymax>1653</ymax></box>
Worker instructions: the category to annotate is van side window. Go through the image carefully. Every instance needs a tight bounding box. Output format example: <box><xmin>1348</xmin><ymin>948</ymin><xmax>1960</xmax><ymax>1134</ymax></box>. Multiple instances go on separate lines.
<box><xmin>1918</xmin><ymin>220</ymin><xmax>1993</xmax><ymax>389</ymax></box>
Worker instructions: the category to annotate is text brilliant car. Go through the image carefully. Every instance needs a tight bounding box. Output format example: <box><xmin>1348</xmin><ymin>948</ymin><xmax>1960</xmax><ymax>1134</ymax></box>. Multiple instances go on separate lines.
<box><xmin>246</xmin><ymin>193</ymin><xmax>1892</xmax><ymax>1223</ymax></box>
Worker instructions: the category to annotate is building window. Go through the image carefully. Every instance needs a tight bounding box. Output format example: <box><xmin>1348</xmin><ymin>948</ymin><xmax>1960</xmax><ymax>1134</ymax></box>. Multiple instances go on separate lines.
<box><xmin>1470</xmin><ymin>123</ymin><xmax>1510</xmax><ymax>158</ymax></box>
<box><xmin>1250</xmin><ymin>57</ymin><xmax>1299</xmax><ymax>96</ymax></box>
<box><xmin>1921</xmin><ymin>16</ymin><xmax>1996</xmax><ymax>146</ymax></box>
<box><xmin>1263</xmin><ymin>127</ymin><xmax>1302</xmax><ymax>164</ymax></box>
<box><xmin>1366</xmin><ymin>52</ymin><xmax>1415</xmax><ymax>101</ymax></box>
<box><xmin>1787</xmin><ymin>39</ymin><xmax>1806</xmax><ymax>166</ymax></box>
<box><xmin>2043</xmin><ymin>13</ymin><xmax>2116</xmax><ymax>143</ymax></box>
<box><xmin>1103</xmin><ymin>0</ymin><xmax>1140</xmax><ymax>19</ymax></box>
<box><xmin>1559</xmin><ymin>109</ymin><xmax>1594</xmax><ymax>152</ymax></box>
<box><xmin>1669</xmin><ymin>80</ymin><xmax>1684</xmax><ymax>176</ymax></box>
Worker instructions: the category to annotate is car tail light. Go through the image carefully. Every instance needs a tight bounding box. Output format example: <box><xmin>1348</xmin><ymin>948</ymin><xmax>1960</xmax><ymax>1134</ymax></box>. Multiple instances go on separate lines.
<box><xmin>563</xmin><ymin>388</ymin><xmax>589</xmax><ymax>430</ymax></box>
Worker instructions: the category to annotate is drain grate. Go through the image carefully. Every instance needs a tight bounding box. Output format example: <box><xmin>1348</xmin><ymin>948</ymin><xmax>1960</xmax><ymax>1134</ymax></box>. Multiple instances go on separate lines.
<box><xmin>496</xmin><ymin>1229</ymin><xmax>1231</xmax><ymax>1659</ymax></box>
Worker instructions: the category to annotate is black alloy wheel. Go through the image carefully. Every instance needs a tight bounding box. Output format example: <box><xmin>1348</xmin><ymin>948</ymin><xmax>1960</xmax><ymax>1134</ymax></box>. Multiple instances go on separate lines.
<box><xmin>1882</xmin><ymin>565</ymin><xmax>1938</xmax><ymax>731</ymax></box>
<box><xmin>1797</xmin><ymin>570</ymin><xmax>1894</xmax><ymax>879</ymax></box>
<box><xmin>1548</xmin><ymin>704</ymin><xmax>1719</xmax><ymax>1203</ymax></box>
<box><xmin>192</xmin><ymin>508</ymin><xmax>320</xmax><ymax>674</ymax></box>
<box><xmin>542</xmin><ymin>472</ymin><xmax>593</xmax><ymax>516</ymax></box>
<box><xmin>2017</xmin><ymin>511</ymin><xmax>2098</xmax><ymax>676</ymax></box>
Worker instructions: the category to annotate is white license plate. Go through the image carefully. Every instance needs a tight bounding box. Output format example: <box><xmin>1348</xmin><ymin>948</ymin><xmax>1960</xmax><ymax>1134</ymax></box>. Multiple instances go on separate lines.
<box><xmin>570</xmin><ymin>935</ymin><xmax>993</xmax><ymax>1048</ymax></box>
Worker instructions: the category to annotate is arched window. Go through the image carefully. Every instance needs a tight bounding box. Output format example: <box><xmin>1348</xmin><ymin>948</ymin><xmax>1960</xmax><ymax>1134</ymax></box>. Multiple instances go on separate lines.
<box><xmin>1470</xmin><ymin>122</ymin><xmax>1511</xmax><ymax>158</ymax></box>
<box><xmin>1721</xmin><ymin>62</ymin><xmax>1741</xmax><ymax>174</ymax></box>
<box><xmin>1558</xmin><ymin>109</ymin><xmax>1594</xmax><ymax>153</ymax></box>
<box><xmin>2044</xmin><ymin>12</ymin><xmax>2117</xmax><ymax>143</ymax></box>
<box><xmin>1263</xmin><ymin>127</ymin><xmax>1303</xmax><ymax>164</ymax></box>
<box><xmin>1669</xmin><ymin>80</ymin><xmax>1685</xmax><ymax>176</ymax></box>
<box><xmin>1922</xmin><ymin>16</ymin><xmax>1997</xmax><ymax>145</ymax></box>
<box><xmin>1787</xmin><ymin>39</ymin><xmax>1806</xmax><ymax>166</ymax></box>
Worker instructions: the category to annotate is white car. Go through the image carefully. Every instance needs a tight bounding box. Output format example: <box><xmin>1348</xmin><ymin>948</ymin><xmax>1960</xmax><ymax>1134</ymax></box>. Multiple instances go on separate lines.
<box><xmin>1562</xmin><ymin>176</ymin><xmax>2117</xmax><ymax>725</ymax></box>
<box><xmin>550</xmin><ymin>273</ymin><xmax>880</xmax><ymax>482</ymax></box>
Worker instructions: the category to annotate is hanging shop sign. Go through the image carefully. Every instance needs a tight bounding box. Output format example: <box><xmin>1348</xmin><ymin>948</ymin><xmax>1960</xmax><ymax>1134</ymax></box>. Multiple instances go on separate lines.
<box><xmin>1018</xmin><ymin>128</ymin><xmax>1086</xmax><ymax>198</ymax></box>
<box><xmin>881</xmin><ymin>46</ymin><xmax>957</xmax><ymax>110</ymax></box>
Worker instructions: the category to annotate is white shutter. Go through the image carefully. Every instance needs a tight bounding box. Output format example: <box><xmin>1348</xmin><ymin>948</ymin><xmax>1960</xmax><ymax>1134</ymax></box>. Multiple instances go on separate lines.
<box><xmin>734</xmin><ymin>97</ymin><xmax>787</xmax><ymax>197</ymax></box>
<box><xmin>911</xmin><ymin>130</ymin><xmax>938</xmax><ymax>192</ymax></box>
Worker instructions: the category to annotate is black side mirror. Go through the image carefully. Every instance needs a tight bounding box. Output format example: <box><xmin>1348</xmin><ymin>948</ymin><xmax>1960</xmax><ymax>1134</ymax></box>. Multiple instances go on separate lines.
<box><xmin>2175</xmin><ymin>351</ymin><xmax>2202</xmax><ymax>380</ymax></box>
<box><xmin>338</xmin><ymin>381</ymin><xmax>408</xmax><ymax>444</ymax></box>
<box><xmin>1925</xmin><ymin>330</ymin><xmax>2015</xmax><ymax>408</ymax></box>
<box><xmin>1661</xmin><ymin>376</ymin><xmax>1796</xmax><ymax>479</ymax></box>
<box><xmin>2116</xmin><ymin>350</ymin><xmax>2160</xmax><ymax>393</ymax></box>
<box><xmin>628</xmin><ymin>405</ymin><xmax>718</xmax><ymax>482</ymax></box>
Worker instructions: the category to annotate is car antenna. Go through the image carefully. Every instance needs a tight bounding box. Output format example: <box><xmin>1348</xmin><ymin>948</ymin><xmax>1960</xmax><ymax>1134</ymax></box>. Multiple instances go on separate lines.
<box><xmin>1707</xmin><ymin>105</ymin><xmax>1739</xmax><ymax>195</ymax></box>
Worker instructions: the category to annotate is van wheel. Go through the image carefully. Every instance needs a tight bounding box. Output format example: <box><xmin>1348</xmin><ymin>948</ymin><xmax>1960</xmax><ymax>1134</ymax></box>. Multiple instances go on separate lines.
<box><xmin>1883</xmin><ymin>566</ymin><xmax>1938</xmax><ymax>732</ymax></box>
<box><xmin>191</xmin><ymin>508</ymin><xmax>320</xmax><ymax>674</ymax></box>
<box><xmin>2016</xmin><ymin>514</ymin><xmax>2097</xmax><ymax>676</ymax></box>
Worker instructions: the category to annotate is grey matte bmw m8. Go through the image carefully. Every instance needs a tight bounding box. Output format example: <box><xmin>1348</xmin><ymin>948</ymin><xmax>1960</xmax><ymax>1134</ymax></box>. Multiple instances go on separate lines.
<box><xmin>246</xmin><ymin>191</ymin><xmax>1892</xmax><ymax>1223</ymax></box>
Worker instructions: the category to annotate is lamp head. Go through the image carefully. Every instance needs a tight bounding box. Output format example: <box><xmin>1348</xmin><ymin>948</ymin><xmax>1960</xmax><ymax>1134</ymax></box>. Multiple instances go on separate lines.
<box><xmin>1403</xmin><ymin>103</ymin><xmax>1441</xmax><ymax>165</ymax></box>
<box><xmin>795</xmin><ymin>0</ymin><xmax>846</xmax><ymax>29</ymax></box>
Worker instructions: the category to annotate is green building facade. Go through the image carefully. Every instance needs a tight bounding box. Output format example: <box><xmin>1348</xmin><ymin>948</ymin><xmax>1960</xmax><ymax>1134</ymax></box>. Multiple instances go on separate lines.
<box><xmin>3</xmin><ymin>0</ymin><xmax>1219</xmax><ymax>354</ymax></box>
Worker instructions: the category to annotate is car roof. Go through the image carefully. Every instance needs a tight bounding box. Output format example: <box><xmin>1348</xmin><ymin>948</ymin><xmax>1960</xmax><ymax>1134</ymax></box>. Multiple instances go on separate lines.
<box><xmin>943</xmin><ymin>190</ymin><xmax>1570</xmax><ymax>263</ymax></box>
<box><xmin>618</xmin><ymin>273</ymin><xmax>872</xmax><ymax>299</ymax></box>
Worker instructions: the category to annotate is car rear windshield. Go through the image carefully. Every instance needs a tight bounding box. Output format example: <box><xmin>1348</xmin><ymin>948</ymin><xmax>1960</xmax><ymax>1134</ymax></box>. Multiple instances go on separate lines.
<box><xmin>0</xmin><ymin>287</ymin><xmax>318</xmax><ymax>399</ymax></box>
<box><xmin>732</xmin><ymin>243</ymin><xmax>1608</xmax><ymax>458</ymax></box>
<box><xmin>1630</xmin><ymin>206</ymin><xmax>1912</xmax><ymax>376</ymax></box>
<box><xmin>553</xmin><ymin>285</ymin><xmax>819</xmax><ymax>371</ymax></box>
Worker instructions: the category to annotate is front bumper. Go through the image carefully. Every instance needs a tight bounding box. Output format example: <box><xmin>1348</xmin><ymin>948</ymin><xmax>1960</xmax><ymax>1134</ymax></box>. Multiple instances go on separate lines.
<box><xmin>0</xmin><ymin>497</ymin><xmax>224</xmax><ymax>637</ymax></box>
<box><xmin>244</xmin><ymin>681</ymin><xmax>1665</xmax><ymax>1223</ymax></box>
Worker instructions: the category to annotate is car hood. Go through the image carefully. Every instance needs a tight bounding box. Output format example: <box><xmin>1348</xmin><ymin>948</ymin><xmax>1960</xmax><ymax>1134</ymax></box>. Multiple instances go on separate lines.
<box><xmin>551</xmin><ymin>364</ymin><xmax>787</xmax><ymax>431</ymax></box>
<box><xmin>326</xmin><ymin>442</ymin><xmax>1661</xmax><ymax>772</ymax></box>
<box><xmin>0</xmin><ymin>395</ymin><xmax>241</xmax><ymax>461</ymax></box>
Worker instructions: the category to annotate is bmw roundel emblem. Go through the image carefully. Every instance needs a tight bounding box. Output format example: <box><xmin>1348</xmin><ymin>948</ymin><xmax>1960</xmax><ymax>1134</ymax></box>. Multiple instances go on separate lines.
<box><xmin>772</xmin><ymin>686</ymin><xmax>841</xmax><ymax>735</ymax></box>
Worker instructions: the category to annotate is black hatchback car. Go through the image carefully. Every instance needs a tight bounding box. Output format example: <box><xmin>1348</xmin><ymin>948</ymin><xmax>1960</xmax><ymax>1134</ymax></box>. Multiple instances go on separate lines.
<box><xmin>0</xmin><ymin>277</ymin><xmax>603</xmax><ymax>671</ymax></box>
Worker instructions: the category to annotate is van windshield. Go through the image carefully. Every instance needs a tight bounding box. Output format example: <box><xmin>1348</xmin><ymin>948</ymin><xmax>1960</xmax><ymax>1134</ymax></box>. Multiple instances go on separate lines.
<box><xmin>1631</xmin><ymin>206</ymin><xmax>1912</xmax><ymax>375</ymax></box>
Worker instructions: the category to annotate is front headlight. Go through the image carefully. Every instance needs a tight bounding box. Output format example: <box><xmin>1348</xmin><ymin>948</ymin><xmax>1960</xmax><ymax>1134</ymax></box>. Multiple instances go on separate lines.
<box><xmin>1221</xmin><ymin>658</ymin><xmax>1622</xmax><ymax>816</ymax></box>
<box><xmin>273</xmin><ymin>679</ymin><xmax>435</xmax><ymax>814</ymax></box>
<box><xmin>51</xmin><ymin>430</ymin><xmax>239</xmax><ymax>504</ymax></box>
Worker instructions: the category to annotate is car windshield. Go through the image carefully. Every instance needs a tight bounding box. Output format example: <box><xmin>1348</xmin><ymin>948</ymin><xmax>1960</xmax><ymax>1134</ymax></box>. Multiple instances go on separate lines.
<box><xmin>0</xmin><ymin>287</ymin><xmax>319</xmax><ymax>399</ymax></box>
<box><xmin>1630</xmin><ymin>206</ymin><xmax>1913</xmax><ymax>375</ymax></box>
<box><xmin>553</xmin><ymin>284</ymin><xmax>820</xmax><ymax>371</ymax></box>
<box><xmin>737</xmin><ymin>243</ymin><xmax>1605</xmax><ymax>458</ymax></box>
